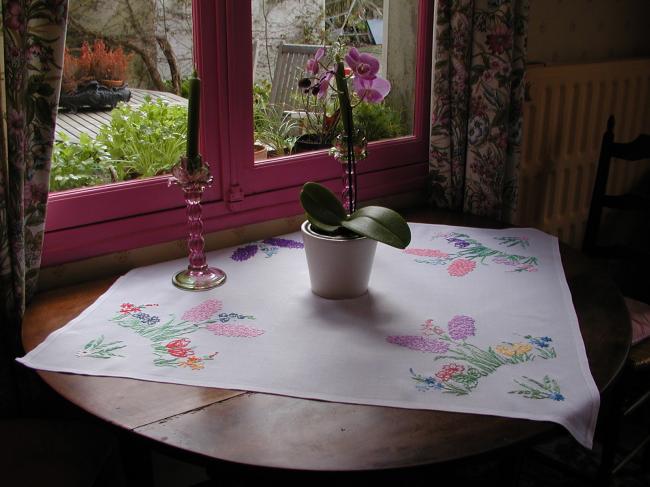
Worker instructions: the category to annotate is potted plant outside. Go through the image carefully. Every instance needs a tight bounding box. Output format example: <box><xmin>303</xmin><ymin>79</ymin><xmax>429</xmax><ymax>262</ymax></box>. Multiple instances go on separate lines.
<box><xmin>60</xmin><ymin>40</ymin><xmax>133</xmax><ymax>112</ymax></box>
<box><xmin>298</xmin><ymin>44</ymin><xmax>410</xmax><ymax>299</ymax></box>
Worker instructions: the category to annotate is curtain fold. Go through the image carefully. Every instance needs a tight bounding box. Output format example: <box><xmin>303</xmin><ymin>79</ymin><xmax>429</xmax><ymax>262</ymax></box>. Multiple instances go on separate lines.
<box><xmin>429</xmin><ymin>0</ymin><xmax>529</xmax><ymax>221</ymax></box>
<box><xmin>0</xmin><ymin>0</ymin><xmax>67</xmax><ymax>338</ymax></box>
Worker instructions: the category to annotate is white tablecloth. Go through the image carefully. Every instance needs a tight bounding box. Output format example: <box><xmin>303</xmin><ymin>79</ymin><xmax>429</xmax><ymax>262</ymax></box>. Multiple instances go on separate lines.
<box><xmin>19</xmin><ymin>223</ymin><xmax>600</xmax><ymax>448</ymax></box>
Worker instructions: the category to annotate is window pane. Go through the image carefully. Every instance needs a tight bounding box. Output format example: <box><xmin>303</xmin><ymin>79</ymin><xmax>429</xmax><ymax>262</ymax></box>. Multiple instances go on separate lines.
<box><xmin>251</xmin><ymin>0</ymin><xmax>418</xmax><ymax>162</ymax></box>
<box><xmin>51</xmin><ymin>1</ymin><xmax>193</xmax><ymax>193</ymax></box>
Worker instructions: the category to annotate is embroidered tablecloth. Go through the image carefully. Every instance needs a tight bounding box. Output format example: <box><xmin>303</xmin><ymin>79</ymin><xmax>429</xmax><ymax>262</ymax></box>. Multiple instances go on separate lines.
<box><xmin>19</xmin><ymin>223</ymin><xmax>600</xmax><ymax>448</ymax></box>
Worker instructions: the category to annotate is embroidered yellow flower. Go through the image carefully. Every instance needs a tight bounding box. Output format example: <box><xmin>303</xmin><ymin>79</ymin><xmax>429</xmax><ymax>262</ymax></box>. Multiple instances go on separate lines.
<box><xmin>496</xmin><ymin>344</ymin><xmax>516</xmax><ymax>357</ymax></box>
<box><xmin>513</xmin><ymin>343</ymin><xmax>532</xmax><ymax>355</ymax></box>
<box><xmin>496</xmin><ymin>343</ymin><xmax>532</xmax><ymax>357</ymax></box>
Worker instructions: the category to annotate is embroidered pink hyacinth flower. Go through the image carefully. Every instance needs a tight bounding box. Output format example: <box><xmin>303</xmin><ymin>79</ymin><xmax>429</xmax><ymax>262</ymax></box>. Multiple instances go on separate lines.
<box><xmin>345</xmin><ymin>47</ymin><xmax>380</xmax><ymax>79</ymax></box>
<box><xmin>404</xmin><ymin>248</ymin><xmax>450</xmax><ymax>258</ymax></box>
<box><xmin>182</xmin><ymin>299</ymin><xmax>223</xmax><ymax>322</ymax></box>
<box><xmin>447</xmin><ymin>258</ymin><xmax>476</xmax><ymax>277</ymax></box>
<box><xmin>207</xmin><ymin>323</ymin><xmax>265</xmax><ymax>338</ymax></box>
<box><xmin>386</xmin><ymin>336</ymin><xmax>450</xmax><ymax>353</ymax></box>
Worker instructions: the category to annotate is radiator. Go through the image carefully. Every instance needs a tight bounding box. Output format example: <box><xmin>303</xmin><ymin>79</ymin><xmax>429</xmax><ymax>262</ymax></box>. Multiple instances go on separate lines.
<box><xmin>516</xmin><ymin>59</ymin><xmax>650</xmax><ymax>248</ymax></box>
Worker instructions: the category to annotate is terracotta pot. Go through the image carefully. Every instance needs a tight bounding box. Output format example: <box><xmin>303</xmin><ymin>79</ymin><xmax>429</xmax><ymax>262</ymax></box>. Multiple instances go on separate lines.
<box><xmin>253</xmin><ymin>143</ymin><xmax>268</xmax><ymax>161</ymax></box>
<box><xmin>101</xmin><ymin>79</ymin><xmax>125</xmax><ymax>89</ymax></box>
<box><xmin>301</xmin><ymin>221</ymin><xmax>377</xmax><ymax>299</ymax></box>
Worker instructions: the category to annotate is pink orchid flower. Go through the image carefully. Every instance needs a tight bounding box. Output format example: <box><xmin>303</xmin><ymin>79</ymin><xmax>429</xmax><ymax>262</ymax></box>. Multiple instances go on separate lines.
<box><xmin>306</xmin><ymin>47</ymin><xmax>326</xmax><ymax>75</ymax></box>
<box><xmin>316</xmin><ymin>71</ymin><xmax>334</xmax><ymax>99</ymax></box>
<box><xmin>345</xmin><ymin>47</ymin><xmax>380</xmax><ymax>79</ymax></box>
<box><xmin>352</xmin><ymin>75</ymin><xmax>391</xmax><ymax>103</ymax></box>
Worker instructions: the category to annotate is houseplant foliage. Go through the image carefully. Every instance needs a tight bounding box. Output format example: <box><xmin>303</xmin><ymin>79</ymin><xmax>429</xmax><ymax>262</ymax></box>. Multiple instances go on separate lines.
<box><xmin>298</xmin><ymin>44</ymin><xmax>411</xmax><ymax>299</ymax></box>
<box><xmin>298</xmin><ymin>43</ymin><xmax>411</xmax><ymax>250</ymax></box>
<box><xmin>300</xmin><ymin>182</ymin><xmax>410</xmax><ymax>249</ymax></box>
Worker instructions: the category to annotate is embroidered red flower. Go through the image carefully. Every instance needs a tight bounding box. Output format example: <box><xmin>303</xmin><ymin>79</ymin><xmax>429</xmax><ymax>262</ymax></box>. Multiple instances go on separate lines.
<box><xmin>165</xmin><ymin>338</ymin><xmax>192</xmax><ymax>357</ymax></box>
<box><xmin>435</xmin><ymin>363</ymin><xmax>465</xmax><ymax>382</ymax></box>
<box><xmin>120</xmin><ymin>303</ymin><xmax>141</xmax><ymax>314</ymax></box>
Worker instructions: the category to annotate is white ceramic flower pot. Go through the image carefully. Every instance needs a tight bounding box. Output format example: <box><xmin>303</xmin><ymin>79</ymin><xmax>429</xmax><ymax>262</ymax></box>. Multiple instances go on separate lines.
<box><xmin>301</xmin><ymin>221</ymin><xmax>378</xmax><ymax>299</ymax></box>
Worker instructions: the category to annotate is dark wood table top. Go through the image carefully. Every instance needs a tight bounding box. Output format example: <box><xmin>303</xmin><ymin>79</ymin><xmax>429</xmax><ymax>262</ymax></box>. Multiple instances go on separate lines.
<box><xmin>21</xmin><ymin>209</ymin><xmax>631</xmax><ymax>472</ymax></box>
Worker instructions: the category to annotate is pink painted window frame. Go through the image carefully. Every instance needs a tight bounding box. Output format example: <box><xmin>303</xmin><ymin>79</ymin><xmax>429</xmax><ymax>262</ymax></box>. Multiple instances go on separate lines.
<box><xmin>42</xmin><ymin>0</ymin><xmax>433</xmax><ymax>267</ymax></box>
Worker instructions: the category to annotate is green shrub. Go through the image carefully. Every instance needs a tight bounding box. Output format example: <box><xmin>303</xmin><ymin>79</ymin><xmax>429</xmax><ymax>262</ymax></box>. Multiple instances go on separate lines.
<box><xmin>50</xmin><ymin>132</ymin><xmax>114</xmax><ymax>191</ymax></box>
<box><xmin>353</xmin><ymin>102</ymin><xmax>405</xmax><ymax>142</ymax></box>
<box><xmin>97</xmin><ymin>96</ymin><xmax>187</xmax><ymax>179</ymax></box>
<box><xmin>51</xmin><ymin>97</ymin><xmax>187</xmax><ymax>191</ymax></box>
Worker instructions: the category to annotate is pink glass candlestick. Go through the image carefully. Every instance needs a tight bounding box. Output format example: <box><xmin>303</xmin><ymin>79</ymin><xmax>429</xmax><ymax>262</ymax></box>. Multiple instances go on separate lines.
<box><xmin>169</xmin><ymin>156</ymin><xmax>226</xmax><ymax>291</ymax></box>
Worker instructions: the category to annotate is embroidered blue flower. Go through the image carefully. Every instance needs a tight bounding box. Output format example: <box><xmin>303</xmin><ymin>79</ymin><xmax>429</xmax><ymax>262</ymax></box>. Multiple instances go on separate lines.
<box><xmin>263</xmin><ymin>237</ymin><xmax>304</xmax><ymax>249</ymax></box>
<box><xmin>258</xmin><ymin>244</ymin><xmax>279</xmax><ymax>258</ymax></box>
<box><xmin>527</xmin><ymin>335</ymin><xmax>553</xmax><ymax>348</ymax></box>
<box><xmin>550</xmin><ymin>392</ymin><xmax>565</xmax><ymax>401</ymax></box>
<box><xmin>132</xmin><ymin>312</ymin><xmax>160</xmax><ymax>325</ymax></box>
<box><xmin>216</xmin><ymin>312</ymin><xmax>251</xmax><ymax>323</ymax></box>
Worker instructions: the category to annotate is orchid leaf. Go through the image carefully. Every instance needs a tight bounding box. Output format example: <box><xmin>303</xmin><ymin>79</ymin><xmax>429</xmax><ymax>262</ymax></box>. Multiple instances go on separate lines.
<box><xmin>300</xmin><ymin>182</ymin><xmax>347</xmax><ymax>229</ymax></box>
<box><xmin>300</xmin><ymin>182</ymin><xmax>411</xmax><ymax>249</ymax></box>
<box><xmin>342</xmin><ymin>206</ymin><xmax>411</xmax><ymax>249</ymax></box>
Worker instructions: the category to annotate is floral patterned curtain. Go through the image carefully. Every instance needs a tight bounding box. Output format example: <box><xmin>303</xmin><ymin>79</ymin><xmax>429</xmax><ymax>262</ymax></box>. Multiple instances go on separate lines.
<box><xmin>0</xmin><ymin>1</ymin><xmax>67</xmax><ymax>342</ymax></box>
<box><xmin>429</xmin><ymin>0</ymin><xmax>528</xmax><ymax>221</ymax></box>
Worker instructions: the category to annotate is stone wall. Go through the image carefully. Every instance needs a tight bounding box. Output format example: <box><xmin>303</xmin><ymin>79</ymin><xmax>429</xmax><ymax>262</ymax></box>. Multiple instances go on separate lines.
<box><xmin>252</xmin><ymin>0</ymin><xmax>325</xmax><ymax>83</ymax></box>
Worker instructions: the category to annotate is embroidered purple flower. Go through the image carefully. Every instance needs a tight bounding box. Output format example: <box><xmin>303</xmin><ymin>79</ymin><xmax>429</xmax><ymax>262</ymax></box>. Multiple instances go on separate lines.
<box><xmin>231</xmin><ymin>244</ymin><xmax>258</xmax><ymax>261</ymax></box>
<box><xmin>182</xmin><ymin>299</ymin><xmax>223</xmax><ymax>322</ymax></box>
<box><xmin>345</xmin><ymin>47</ymin><xmax>380</xmax><ymax>80</ymax></box>
<box><xmin>386</xmin><ymin>336</ymin><xmax>450</xmax><ymax>353</ymax></box>
<box><xmin>447</xmin><ymin>315</ymin><xmax>476</xmax><ymax>340</ymax></box>
<box><xmin>352</xmin><ymin>75</ymin><xmax>391</xmax><ymax>103</ymax></box>
<box><xmin>447</xmin><ymin>237</ymin><xmax>470</xmax><ymax>248</ymax></box>
<box><xmin>306</xmin><ymin>47</ymin><xmax>325</xmax><ymax>75</ymax></box>
<box><xmin>262</xmin><ymin>237</ymin><xmax>304</xmax><ymax>249</ymax></box>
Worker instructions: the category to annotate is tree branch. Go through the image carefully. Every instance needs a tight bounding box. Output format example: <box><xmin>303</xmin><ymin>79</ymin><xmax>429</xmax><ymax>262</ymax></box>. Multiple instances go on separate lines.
<box><xmin>156</xmin><ymin>35</ymin><xmax>181</xmax><ymax>95</ymax></box>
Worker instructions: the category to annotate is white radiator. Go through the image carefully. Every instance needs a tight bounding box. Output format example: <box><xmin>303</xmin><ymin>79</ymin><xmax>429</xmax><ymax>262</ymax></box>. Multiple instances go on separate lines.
<box><xmin>516</xmin><ymin>59</ymin><xmax>650</xmax><ymax>247</ymax></box>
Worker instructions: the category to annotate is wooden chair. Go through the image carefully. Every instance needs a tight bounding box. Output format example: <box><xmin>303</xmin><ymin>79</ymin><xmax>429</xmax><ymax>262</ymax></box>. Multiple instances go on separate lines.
<box><xmin>583</xmin><ymin>115</ymin><xmax>650</xmax><ymax>484</ymax></box>
<box><xmin>269</xmin><ymin>43</ymin><xmax>323</xmax><ymax>111</ymax></box>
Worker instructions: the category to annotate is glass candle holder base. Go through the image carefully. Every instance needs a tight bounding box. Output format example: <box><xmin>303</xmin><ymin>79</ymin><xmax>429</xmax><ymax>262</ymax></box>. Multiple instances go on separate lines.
<box><xmin>172</xmin><ymin>267</ymin><xmax>227</xmax><ymax>291</ymax></box>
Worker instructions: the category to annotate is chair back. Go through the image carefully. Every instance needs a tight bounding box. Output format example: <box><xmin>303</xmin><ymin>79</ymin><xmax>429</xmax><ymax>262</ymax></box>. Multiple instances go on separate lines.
<box><xmin>269</xmin><ymin>44</ymin><xmax>323</xmax><ymax>111</ymax></box>
<box><xmin>582</xmin><ymin>116</ymin><xmax>650</xmax><ymax>256</ymax></box>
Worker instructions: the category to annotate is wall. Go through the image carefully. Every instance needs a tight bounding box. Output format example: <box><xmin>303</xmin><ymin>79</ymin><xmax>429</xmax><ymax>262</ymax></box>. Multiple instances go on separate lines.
<box><xmin>527</xmin><ymin>0</ymin><xmax>650</xmax><ymax>65</ymax></box>
<box><xmin>252</xmin><ymin>0</ymin><xmax>325</xmax><ymax>83</ymax></box>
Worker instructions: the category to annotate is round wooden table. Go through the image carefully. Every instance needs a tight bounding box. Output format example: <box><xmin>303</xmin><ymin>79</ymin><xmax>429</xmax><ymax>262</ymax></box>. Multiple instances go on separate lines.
<box><xmin>22</xmin><ymin>210</ymin><xmax>631</xmax><ymax>474</ymax></box>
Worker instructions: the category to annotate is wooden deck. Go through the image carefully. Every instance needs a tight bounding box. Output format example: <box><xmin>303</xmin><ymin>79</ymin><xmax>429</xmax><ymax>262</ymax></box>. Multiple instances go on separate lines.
<box><xmin>55</xmin><ymin>88</ymin><xmax>187</xmax><ymax>143</ymax></box>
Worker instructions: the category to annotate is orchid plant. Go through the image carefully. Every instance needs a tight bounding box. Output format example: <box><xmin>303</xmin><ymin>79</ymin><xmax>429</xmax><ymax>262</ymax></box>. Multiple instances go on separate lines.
<box><xmin>298</xmin><ymin>43</ymin><xmax>410</xmax><ymax>250</ymax></box>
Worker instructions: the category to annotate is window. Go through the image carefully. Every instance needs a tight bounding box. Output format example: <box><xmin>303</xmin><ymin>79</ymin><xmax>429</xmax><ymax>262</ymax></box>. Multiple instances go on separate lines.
<box><xmin>43</xmin><ymin>0</ymin><xmax>433</xmax><ymax>266</ymax></box>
